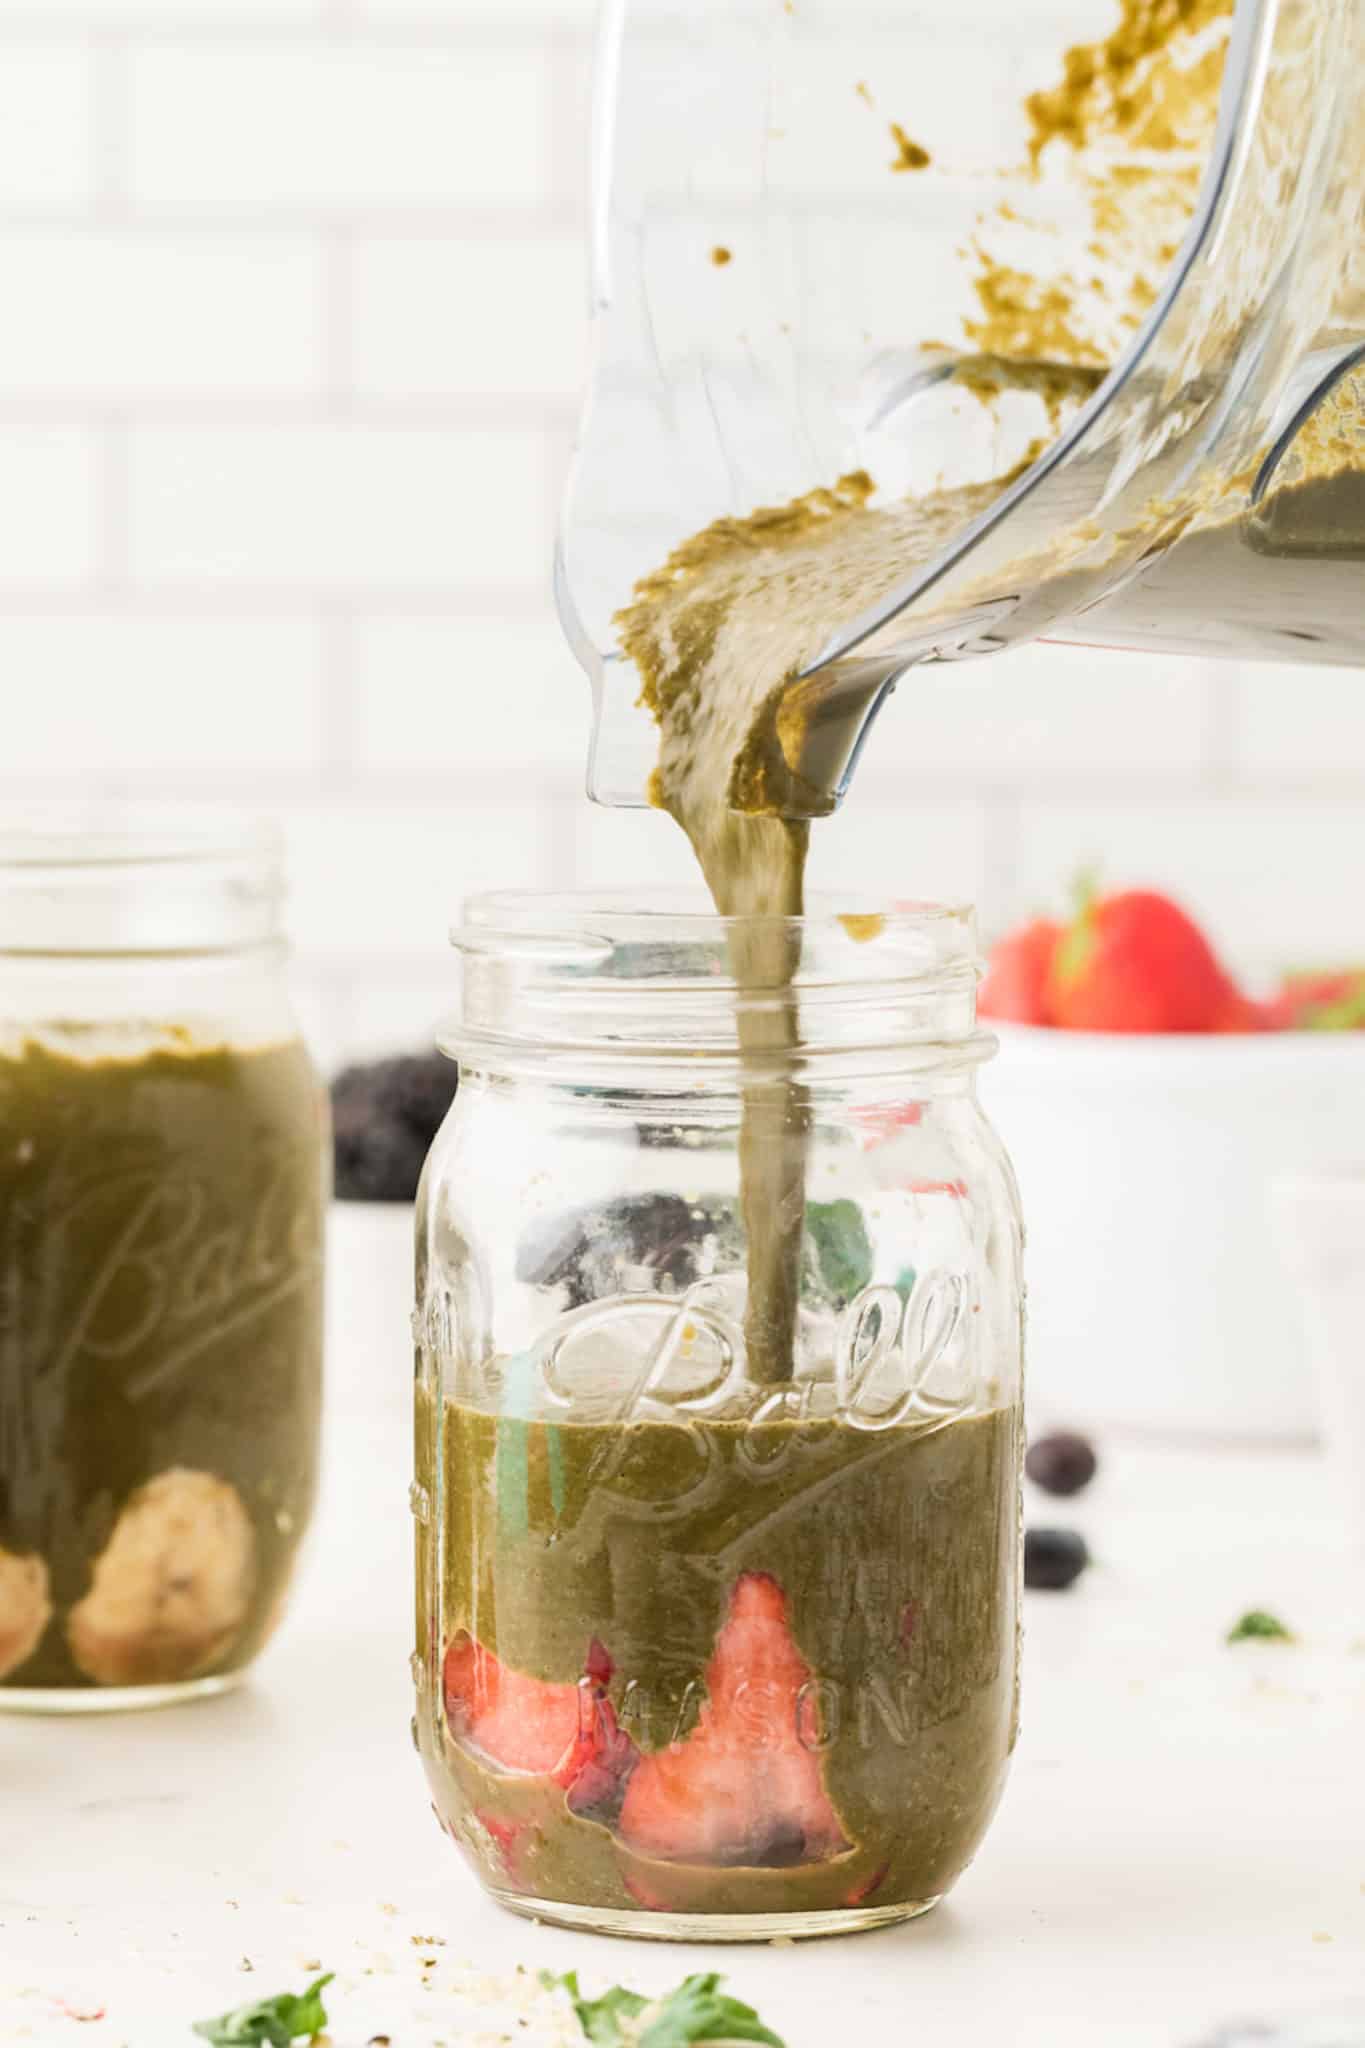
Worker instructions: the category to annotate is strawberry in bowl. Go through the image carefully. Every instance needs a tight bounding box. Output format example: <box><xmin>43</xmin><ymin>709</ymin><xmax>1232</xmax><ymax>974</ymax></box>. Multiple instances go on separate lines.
<box><xmin>981</xmin><ymin>885</ymin><xmax>1257</xmax><ymax>1035</ymax></box>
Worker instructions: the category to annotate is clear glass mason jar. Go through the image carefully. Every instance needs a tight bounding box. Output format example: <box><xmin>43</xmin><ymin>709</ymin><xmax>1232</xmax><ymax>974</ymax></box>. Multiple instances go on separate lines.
<box><xmin>0</xmin><ymin>810</ymin><xmax>328</xmax><ymax>1713</ymax></box>
<box><xmin>414</xmin><ymin>891</ymin><xmax>1023</xmax><ymax>1942</ymax></box>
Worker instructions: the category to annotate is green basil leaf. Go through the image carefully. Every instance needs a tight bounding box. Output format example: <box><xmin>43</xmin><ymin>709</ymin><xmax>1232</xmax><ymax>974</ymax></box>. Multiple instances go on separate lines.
<box><xmin>806</xmin><ymin>1198</ymin><xmax>873</xmax><ymax>1305</ymax></box>
<box><xmin>640</xmin><ymin>1973</ymin><xmax>785</xmax><ymax>2048</ymax></box>
<box><xmin>192</xmin><ymin>1973</ymin><xmax>334</xmax><ymax>2047</ymax></box>
<box><xmin>1227</xmin><ymin>1609</ymin><xmax>1294</xmax><ymax>1643</ymax></box>
<box><xmin>540</xmin><ymin>1970</ymin><xmax>650</xmax><ymax>2045</ymax></box>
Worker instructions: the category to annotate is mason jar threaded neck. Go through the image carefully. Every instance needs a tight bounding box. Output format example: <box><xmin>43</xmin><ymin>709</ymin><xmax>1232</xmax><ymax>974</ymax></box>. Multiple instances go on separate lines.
<box><xmin>446</xmin><ymin>889</ymin><xmax>993</xmax><ymax>1080</ymax></box>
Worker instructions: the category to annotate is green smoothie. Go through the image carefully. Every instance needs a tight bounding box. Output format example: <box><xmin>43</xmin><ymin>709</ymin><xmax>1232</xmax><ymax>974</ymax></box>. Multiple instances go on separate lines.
<box><xmin>0</xmin><ymin>1032</ymin><xmax>325</xmax><ymax>1693</ymax></box>
<box><xmin>419</xmin><ymin>1386</ymin><xmax>1019</xmax><ymax>1920</ymax></box>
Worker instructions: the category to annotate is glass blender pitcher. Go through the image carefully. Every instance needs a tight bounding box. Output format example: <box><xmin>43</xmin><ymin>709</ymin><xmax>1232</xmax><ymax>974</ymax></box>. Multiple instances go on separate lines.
<box><xmin>558</xmin><ymin>0</ymin><xmax>1365</xmax><ymax>817</ymax></box>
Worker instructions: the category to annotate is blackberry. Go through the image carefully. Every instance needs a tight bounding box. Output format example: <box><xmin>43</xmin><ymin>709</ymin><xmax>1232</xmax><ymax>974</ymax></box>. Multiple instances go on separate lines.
<box><xmin>330</xmin><ymin>1052</ymin><xmax>458</xmax><ymax>1203</ymax></box>
<box><xmin>517</xmin><ymin>1194</ymin><xmax>734</xmax><ymax>1307</ymax></box>
<box><xmin>332</xmin><ymin>1052</ymin><xmax>457</xmax><ymax>1144</ymax></box>
<box><xmin>332</xmin><ymin>1092</ymin><xmax>430</xmax><ymax>1204</ymax></box>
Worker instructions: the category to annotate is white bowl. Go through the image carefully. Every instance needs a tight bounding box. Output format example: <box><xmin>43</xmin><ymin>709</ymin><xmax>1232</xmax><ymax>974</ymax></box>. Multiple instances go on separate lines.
<box><xmin>981</xmin><ymin>1025</ymin><xmax>1365</xmax><ymax>1442</ymax></box>
<box><xmin>1269</xmin><ymin>1170</ymin><xmax>1365</xmax><ymax>1548</ymax></box>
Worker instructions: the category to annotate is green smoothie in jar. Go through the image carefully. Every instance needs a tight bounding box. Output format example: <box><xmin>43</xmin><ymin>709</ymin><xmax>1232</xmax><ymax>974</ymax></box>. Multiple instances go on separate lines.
<box><xmin>0</xmin><ymin>817</ymin><xmax>327</xmax><ymax>1710</ymax></box>
<box><xmin>422</xmin><ymin>1375</ymin><xmax>1018</xmax><ymax>1924</ymax></box>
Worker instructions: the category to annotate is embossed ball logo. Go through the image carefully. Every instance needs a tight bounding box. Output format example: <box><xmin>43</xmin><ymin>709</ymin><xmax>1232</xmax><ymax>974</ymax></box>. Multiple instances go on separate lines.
<box><xmin>41</xmin><ymin>1149</ymin><xmax>321</xmax><ymax>1394</ymax></box>
<box><xmin>520</xmin><ymin>1266</ymin><xmax>979</xmax><ymax>1500</ymax></box>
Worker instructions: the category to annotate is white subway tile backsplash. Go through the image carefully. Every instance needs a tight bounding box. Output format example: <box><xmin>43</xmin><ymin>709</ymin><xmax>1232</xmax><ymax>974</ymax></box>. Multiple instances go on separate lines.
<box><xmin>347</xmin><ymin>232</ymin><xmax>587</xmax><ymax>400</ymax></box>
<box><xmin>568</xmin><ymin>802</ymin><xmax>712</xmax><ymax>895</ymax></box>
<box><xmin>1232</xmin><ymin>662</ymin><xmax>1365</xmax><ymax>786</ymax></box>
<box><xmin>356</xmin><ymin>0</ymin><xmax>596</xmax><ymax>17</ymax></box>
<box><xmin>0</xmin><ymin>2</ymin><xmax>1356</xmax><ymax>1072</ymax></box>
<box><xmin>282</xmin><ymin>794</ymin><xmax>557</xmax><ymax>962</ymax></box>
<box><xmin>853</xmin><ymin>642</ymin><xmax>1214</xmax><ymax>791</ymax></box>
<box><xmin>0</xmin><ymin>1</ymin><xmax>321</xmax><ymax>15</ymax></box>
<box><xmin>127</xmin><ymin>424</ymin><xmax>550</xmax><ymax>592</ymax></box>
<box><xmin>807</xmin><ymin>796</ymin><xmax>991</xmax><ymax>916</ymax></box>
<box><xmin>0</xmin><ymin>616</ymin><xmax>325</xmax><ymax>786</ymax></box>
<box><xmin>128</xmin><ymin>41</ymin><xmax>551</xmax><ymax>218</ymax></box>
<box><xmin>350</xmin><ymin>613</ymin><xmax>590</xmax><ymax>781</ymax></box>
<box><xmin>0</xmin><ymin>232</ymin><xmax>325</xmax><ymax>400</ymax></box>
<box><xmin>288</xmin><ymin>968</ymin><xmax>354</xmax><ymax>1084</ymax></box>
<box><xmin>0</xmin><ymin>430</ymin><xmax>99</xmax><ymax>588</ymax></box>
<box><xmin>0</xmin><ymin>46</ymin><xmax>94</xmax><ymax>213</ymax></box>
<box><xmin>343</xmin><ymin>976</ymin><xmax>454</xmax><ymax>1064</ymax></box>
<box><xmin>568</xmin><ymin>794</ymin><xmax>992</xmax><ymax>914</ymax></box>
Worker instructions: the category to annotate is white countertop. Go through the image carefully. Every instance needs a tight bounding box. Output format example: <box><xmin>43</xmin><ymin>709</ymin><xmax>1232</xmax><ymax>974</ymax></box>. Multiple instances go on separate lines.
<box><xmin>5</xmin><ymin>1343</ymin><xmax>1365</xmax><ymax>2048</ymax></box>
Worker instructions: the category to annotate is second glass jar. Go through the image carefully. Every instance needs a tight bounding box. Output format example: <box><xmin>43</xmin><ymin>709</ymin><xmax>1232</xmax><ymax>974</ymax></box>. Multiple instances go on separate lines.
<box><xmin>0</xmin><ymin>812</ymin><xmax>327</xmax><ymax>1712</ymax></box>
<box><xmin>414</xmin><ymin>892</ymin><xmax>1023</xmax><ymax>1940</ymax></box>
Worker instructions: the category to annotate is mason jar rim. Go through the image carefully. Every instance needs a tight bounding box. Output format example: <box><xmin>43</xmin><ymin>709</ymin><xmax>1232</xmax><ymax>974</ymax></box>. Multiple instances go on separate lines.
<box><xmin>453</xmin><ymin>887</ymin><xmax>977</xmax><ymax>968</ymax></box>
<box><xmin>447</xmin><ymin>887</ymin><xmax>990</xmax><ymax>1080</ymax></box>
<box><xmin>0</xmin><ymin>803</ymin><xmax>280</xmax><ymax>873</ymax></box>
<box><xmin>0</xmin><ymin>804</ymin><xmax>284</xmax><ymax>957</ymax></box>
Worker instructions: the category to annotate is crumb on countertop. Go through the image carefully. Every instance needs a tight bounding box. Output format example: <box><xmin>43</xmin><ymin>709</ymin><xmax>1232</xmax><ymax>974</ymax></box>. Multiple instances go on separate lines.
<box><xmin>889</xmin><ymin>121</ymin><xmax>931</xmax><ymax>170</ymax></box>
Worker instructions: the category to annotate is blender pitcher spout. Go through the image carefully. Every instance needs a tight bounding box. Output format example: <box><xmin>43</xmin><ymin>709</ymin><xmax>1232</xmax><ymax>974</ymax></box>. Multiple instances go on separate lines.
<box><xmin>765</xmin><ymin>600</ymin><xmax>1023</xmax><ymax>822</ymax></box>
<box><xmin>559</xmin><ymin>0</ymin><xmax>1365</xmax><ymax>813</ymax></box>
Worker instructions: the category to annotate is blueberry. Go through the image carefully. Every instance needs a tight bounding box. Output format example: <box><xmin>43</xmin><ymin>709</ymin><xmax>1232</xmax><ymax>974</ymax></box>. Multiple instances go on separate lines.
<box><xmin>1025</xmin><ymin>1430</ymin><xmax>1098</xmax><ymax>1498</ymax></box>
<box><xmin>1024</xmin><ymin>1527</ymin><xmax>1089</xmax><ymax>1591</ymax></box>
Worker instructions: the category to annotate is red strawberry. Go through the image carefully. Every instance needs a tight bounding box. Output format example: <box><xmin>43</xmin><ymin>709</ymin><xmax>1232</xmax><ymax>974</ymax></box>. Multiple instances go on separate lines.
<box><xmin>443</xmin><ymin>1633</ymin><xmax>588</xmax><ymax>1780</ymax></box>
<box><xmin>442</xmin><ymin>1633</ymin><xmax>637</xmax><ymax>1824</ymax></box>
<box><xmin>1209</xmin><ymin>988</ymin><xmax>1273</xmax><ymax>1033</ymax></box>
<box><xmin>852</xmin><ymin>1099</ymin><xmax>925</xmax><ymax>1147</ymax></box>
<box><xmin>845</xmin><ymin>1861</ymin><xmax>891</xmax><ymax>1907</ymax></box>
<box><xmin>1271</xmin><ymin>969</ymin><xmax>1365</xmax><ymax>1031</ymax></box>
<box><xmin>566</xmin><ymin>1717</ymin><xmax>641</xmax><ymax>1829</ymax></box>
<box><xmin>472</xmin><ymin>1809</ymin><xmax>534</xmax><ymax>1881</ymax></box>
<box><xmin>1046</xmin><ymin>888</ymin><xmax>1243</xmax><ymax>1034</ymax></box>
<box><xmin>621</xmin><ymin>1869</ymin><xmax>671</xmax><ymax>1912</ymax></box>
<box><xmin>978</xmin><ymin>918</ymin><xmax>1062</xmax><ymax>1024</ymax></box>
<box><xmin>616</xmin><ymin>1572</ymin><xmax>849</xmax><ymax>1870</ymax></box>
